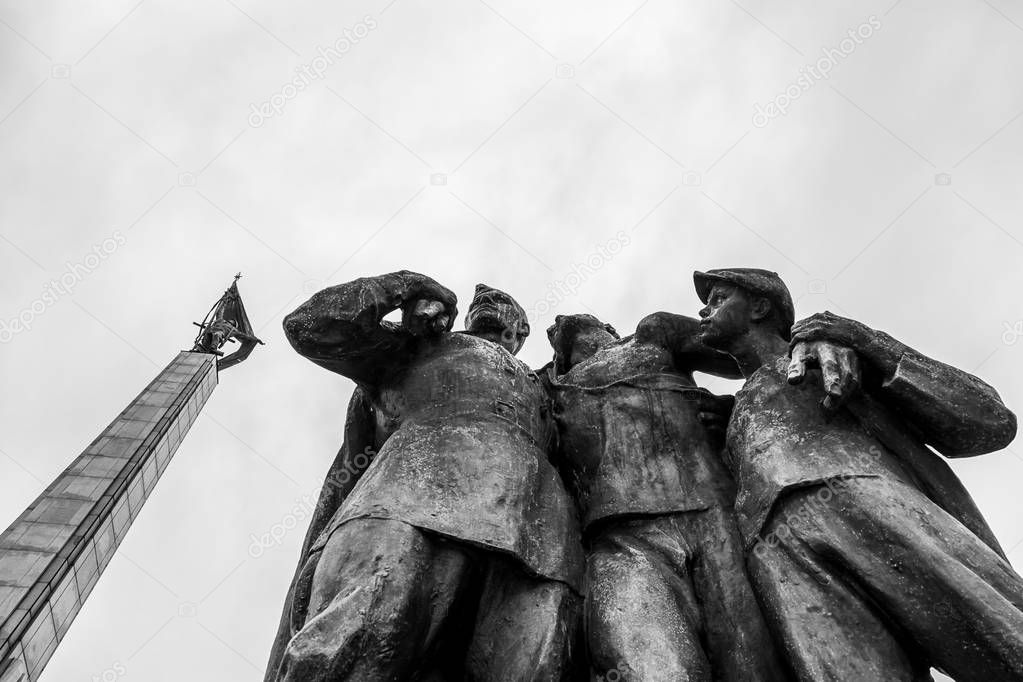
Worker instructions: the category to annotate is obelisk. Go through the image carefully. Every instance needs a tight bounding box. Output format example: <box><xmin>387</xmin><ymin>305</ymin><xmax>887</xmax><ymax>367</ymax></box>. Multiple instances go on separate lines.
<box><xmin>0</xmin><ymin>276</ymin><xmax>261</xmax><ymax>681</ymax></box>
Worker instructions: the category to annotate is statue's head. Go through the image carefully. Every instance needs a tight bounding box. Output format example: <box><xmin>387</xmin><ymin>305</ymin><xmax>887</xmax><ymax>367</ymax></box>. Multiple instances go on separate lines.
<box><xmin>464</xmin><ymin>283</ymin><xmax>530</xmax><ymax>355</ymax></box>
<box><xmin>694</xmin><ymin>269</ymin><xmax>794</xmax><ymax>349</ymax></box>
<box><xmin>546</xmin><ymin>313</ymin><xmax>619</xmax><ymax>374</ymax></box>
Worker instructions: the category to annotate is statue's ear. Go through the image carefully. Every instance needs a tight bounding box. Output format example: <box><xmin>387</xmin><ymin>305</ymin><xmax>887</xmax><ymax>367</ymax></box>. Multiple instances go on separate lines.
<box><xmin>750</xmin><ymin>296</ymin><xmax>773</xmax><ymax>323</ymax></box>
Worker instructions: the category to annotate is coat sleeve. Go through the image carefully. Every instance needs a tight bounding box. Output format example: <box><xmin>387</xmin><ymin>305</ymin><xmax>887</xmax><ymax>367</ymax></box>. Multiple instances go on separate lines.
<box><xmin>282</xmin><ymin>271</ymin><xmax>455</xmax><ymax>386</ymax></box>
<box><xmin>263</xmin><ymin>388</ymin><xmax>378</xmax><ymax>681</ymax></box>
<box><xmin>636</xmin><ymin>311</ymin><xmax>742</xmax><ymax>379</ymax></box>
<box><xmin>877</xmin><ymin>348</ymin><xmax>1017</xmax><ymax>457</ymax></box>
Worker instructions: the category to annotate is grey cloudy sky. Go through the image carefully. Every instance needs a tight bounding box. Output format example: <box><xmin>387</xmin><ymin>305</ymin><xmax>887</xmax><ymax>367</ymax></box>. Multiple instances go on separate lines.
<box><xmin>1</xmin><ymin>0</ymin><xmax>1021</xmax><ymax>679</ymax></box>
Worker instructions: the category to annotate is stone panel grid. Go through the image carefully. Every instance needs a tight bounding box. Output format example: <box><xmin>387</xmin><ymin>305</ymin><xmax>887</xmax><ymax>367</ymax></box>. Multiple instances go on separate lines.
<box><xmin>0</xmin><ymin>352</ymin><xmax>218</xmax><ymax>680</ymax></box>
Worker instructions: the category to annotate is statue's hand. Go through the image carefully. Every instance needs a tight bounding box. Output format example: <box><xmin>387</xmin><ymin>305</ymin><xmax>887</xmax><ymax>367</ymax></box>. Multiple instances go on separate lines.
<box><xmin>393</xmin><ymin>273</ymin><xmax>458</xmax><ymax>336</ymax></box>
<box><xmin>698</xmin><ymin>392</ymin><xmax>735</xmax><ymax>446</ymax></box>
<box><xmin>787</xmin><ymin>339</ymin><xmax>862</xmax><ymax>412</ymax></box>
<box><xmin>790</xmin><ymin>311</ymin><xmax>874</xmax><ymax>351</ymax></box>
<box><xmin>400</xmin><ymin>272</ymin><xmax>457</xmax><ymax>310</ymax></box>
<box><xmin>403</xmin><ymin>299</ymin><xmax>452</xmax><ymax>337</ymax></box>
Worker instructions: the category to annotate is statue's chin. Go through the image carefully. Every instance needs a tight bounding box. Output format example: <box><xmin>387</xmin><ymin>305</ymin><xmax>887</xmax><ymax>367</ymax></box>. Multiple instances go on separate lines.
<box><xmin>468</xmin><ymin>310</ymin><xmax>515</xmax><ymax>335</ymax></box>
<box><xmin>699</xmin><ymin>327</ymin><xmax>725</xmax><ymax>349</ymax></box>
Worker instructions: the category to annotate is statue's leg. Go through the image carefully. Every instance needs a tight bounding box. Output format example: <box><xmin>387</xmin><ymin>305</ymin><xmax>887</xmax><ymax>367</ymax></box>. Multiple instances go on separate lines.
<box><xmin>582</xmin><ymin>518</ymin><xmax>712</xmax><ymax>682</ymax></box>
<box><xmin>815</xmin><ymin>476</ymin><xmax>1023</xmax><ymax>680</ymax></box>
<box><xmin>689</xmin><ymin>506</ymin><xmax>792</xmax><ymax>682</ymax></box>
<box><xmin>747</xmin><ymin>487</ymin><xmax>929</xmax><ymax>682</ymax></box>
<box><xmin>464</xmin><ymin>554</ymin><xmax>582</xmax><ymax>682</ymax></box>
<box><xmin>276</xmin><ymin>517</ymin><xmax>475</xmax><ymax>682</ymax></box>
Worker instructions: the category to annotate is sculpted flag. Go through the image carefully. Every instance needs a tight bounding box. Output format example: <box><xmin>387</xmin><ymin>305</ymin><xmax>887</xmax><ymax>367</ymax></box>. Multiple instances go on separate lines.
<box><xmin>192</xmin><ymin>276</ymin><xmax>264</xmax><ymax>371</ymax></box>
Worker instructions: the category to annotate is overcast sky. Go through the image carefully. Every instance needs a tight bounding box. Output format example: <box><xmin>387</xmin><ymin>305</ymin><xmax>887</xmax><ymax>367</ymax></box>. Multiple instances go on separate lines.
<box><xmin>1</xmin><ymin>0</ymin><xmax>1022</xmax><ymax>679</ymax></box>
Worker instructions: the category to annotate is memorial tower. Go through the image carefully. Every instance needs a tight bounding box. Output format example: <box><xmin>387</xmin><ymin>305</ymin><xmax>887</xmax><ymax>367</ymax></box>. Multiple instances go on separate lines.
<box><xmin>0</xmin><ymin>276</ymin><xmax>261</xmax><ymax>681</ymax></box>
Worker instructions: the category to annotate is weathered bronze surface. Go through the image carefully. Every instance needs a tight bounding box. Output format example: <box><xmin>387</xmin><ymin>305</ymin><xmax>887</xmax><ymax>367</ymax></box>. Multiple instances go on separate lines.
<box><xmin>545</xmin><ymin>312</ymin><xmax>788</xmax><ymax>681</ymax></box>
<box><xmin>266</xmin><ymin>268</ymin><xmax>1022</xmax><ymax>682</ymax></box>
<box><xmin>696</xmin><ymin>268</ymin><xmax>1022</xmax><ymax>681</ymax></box>
<box><xmin>268</xmin><ymin>272</ymin><xmax>583</xmax><ymax>681</ymax></box>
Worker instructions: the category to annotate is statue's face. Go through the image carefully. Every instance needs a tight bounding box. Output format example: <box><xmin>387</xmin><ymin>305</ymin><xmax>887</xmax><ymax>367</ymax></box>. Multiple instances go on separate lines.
<box><xmin>465</xmin><ymin>287</ymin><xmax>529</xmax><ymax>355</ymax></box>
<box><xmin>547</xmin><ymin>314</ymin><xmax>617</xmax><ymax>371</ymax></box>
<box><xmin>569</xmin><ymin>329</ymin><xmax>616</xmax><ymax>368</ymax></box>
<box><xmin>699</xmin><ymin>283</ymin><xmax>754</xmax><ymax>348</ymax></box>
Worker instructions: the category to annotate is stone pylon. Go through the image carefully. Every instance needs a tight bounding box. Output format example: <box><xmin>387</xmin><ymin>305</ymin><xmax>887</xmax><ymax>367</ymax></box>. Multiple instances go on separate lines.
<box><xmin>0</xmin><ymin>277</ymin><xmax>261</xmax><ymax>681</ymax></box>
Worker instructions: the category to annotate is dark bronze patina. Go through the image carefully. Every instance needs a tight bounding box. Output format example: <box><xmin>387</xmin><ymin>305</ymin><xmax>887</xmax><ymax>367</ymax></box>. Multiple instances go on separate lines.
<box><xmin>267</xmin><ymin>272</ymin><xmax>583</xmax><ymax>681</ymax></box>
<box><xmin>696</xmin><ymin>267</ymin><xmax>1022</xmax><ymax>681</ymax></box>
<box><xmin>545</xmin><ymin>311</ymin><xmax>789</xmax><ymax>681</ymax></box>
<box><xmin>264</xmin><ymin>266</ymin><xmax>1021</xmax><ymax>682</ymax></box>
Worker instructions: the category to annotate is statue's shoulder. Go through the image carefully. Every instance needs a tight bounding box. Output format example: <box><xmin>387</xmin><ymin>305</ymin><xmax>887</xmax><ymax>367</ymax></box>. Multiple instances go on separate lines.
<box><xmin>444</xmin><ymin>330</ymin><xmax>475</xmax><ymax>347</ymax></box>
<box><xmin>443</xmin><ymin>332</ymin><xmax>531</xmax><ymax>374</ymax></box>
<box><xmin>734</xmin><ymin>355</ymin><xmax>794</xmax><ymax>406</ymax></box>
<box><xmin>556</xmin><ymin>338</ymin><xmax>635</xmax><ymax>388</ymax></box>
<box><xmin>635</xmin><ymin>311</ymin><xmax>700</xmax><ymax>348</ymax></box>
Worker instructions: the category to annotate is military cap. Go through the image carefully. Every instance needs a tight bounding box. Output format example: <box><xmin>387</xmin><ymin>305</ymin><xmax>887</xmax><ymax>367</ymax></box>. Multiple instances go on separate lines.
<box><xmin>470</xmin><ymin>284</ymin><xmax>528</xmax><ymax>325</ymax></box>
<box><xmin>693</xmin><ymin>268</ymin><xmax>795</xmax><ymax>340</ymax></box>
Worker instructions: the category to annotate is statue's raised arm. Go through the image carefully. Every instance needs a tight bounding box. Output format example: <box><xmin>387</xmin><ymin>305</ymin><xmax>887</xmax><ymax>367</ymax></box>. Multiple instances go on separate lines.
<box><xmin>269</xmin><ymin>276</ymin><xmax>583</xmax><ymax>682</ymax></box>
<box><xmin>283</xmin><ymin>270</ymin><xmax>458</xmax><ymax>385</ymax></box>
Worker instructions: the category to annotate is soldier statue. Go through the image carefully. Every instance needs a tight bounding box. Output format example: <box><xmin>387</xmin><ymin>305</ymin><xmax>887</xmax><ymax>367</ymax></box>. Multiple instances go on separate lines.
<box><xmin>695</xmin><ymin>267</ymin><xmax>1023</xmax><ymax>681</ymax></box>
<box><xmin>266</xmin><ymin>271</ymin><xmax>584</xmax><ymax>681</ymax></box>
<box><xmin>545</xmin><ymin>312</ymin><xmax>788</xmax><ymax>681</ymax></box>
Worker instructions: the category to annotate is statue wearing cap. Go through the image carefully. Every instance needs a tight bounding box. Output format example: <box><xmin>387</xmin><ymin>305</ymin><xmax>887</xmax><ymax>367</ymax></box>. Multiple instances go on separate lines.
<box><xmin>695</xmin><ymin>267</ymin><xmax>1023</xmax><ymax>681</ymax></box>
<box><xmin>545</xmin><ymin>311</ymin><xmax>789</xmax><ymax>681</ymax></box>
<box><xmin>266</xmin><ymin>271</ymin><xmax>583</xmax><ymax>681</ymax></box>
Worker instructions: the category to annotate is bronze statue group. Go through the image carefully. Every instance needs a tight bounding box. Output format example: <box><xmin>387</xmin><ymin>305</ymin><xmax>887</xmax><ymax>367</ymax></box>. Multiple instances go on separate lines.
<box><xmin>263</xmin><ymin>268</ymin><xmax>1023</xmax><ymax>682</ymax></box>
